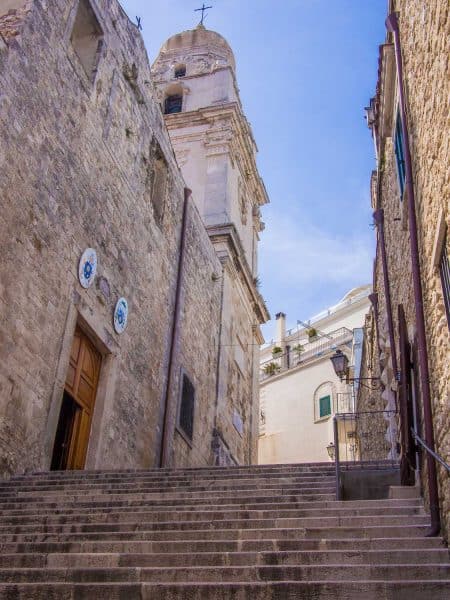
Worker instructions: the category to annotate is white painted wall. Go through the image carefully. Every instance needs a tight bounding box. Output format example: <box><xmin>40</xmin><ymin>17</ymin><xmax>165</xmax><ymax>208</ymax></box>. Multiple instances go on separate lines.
<box><xmin>259</xmin><ymin>358</ymin><xmax>346</xmax><ymax>464</ymax></box>
<box><xmin>258</xmin><ymin>287</ymin><xmax>370</xmax><ymax>464</ymax></box>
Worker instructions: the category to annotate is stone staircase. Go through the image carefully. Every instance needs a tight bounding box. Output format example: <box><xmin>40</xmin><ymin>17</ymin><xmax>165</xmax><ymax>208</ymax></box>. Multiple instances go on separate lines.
<box><xmin>0</xmin><ymin>463</ymin><xmax>448</xmax><ymax>599</ymax></box>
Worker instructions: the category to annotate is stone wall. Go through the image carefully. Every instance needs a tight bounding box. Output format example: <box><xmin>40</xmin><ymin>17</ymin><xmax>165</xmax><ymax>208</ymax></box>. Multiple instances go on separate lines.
<box><xmin>363</xmin><ymin>0</ymin><xmax>449</xmax><ymax>539</ymax></box>
<box><xmin>0</xmin><ymin>0</ymin><xmax>222</xmax><ymax>475</ymax></box>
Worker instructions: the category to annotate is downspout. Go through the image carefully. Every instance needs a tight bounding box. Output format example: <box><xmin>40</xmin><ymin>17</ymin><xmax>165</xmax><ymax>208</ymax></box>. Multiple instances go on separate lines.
<box><xmin>158</xmin><ymin>187</ymin><xmax>191</xmax><ymax>468</ymax></box>
<box><xmin>386</xmin><ymin>12</ymin><xmax>440</xmax><ymax>535</ymax></box>
<box><xmin>373</xmin><ymin>209</ymin><xmax>399</xmax><ymax>384</ymax></box>
<box><xmin>212</xmin><ymin>270</ymin><xmax>225</xmax><ymax>462</ymax></box>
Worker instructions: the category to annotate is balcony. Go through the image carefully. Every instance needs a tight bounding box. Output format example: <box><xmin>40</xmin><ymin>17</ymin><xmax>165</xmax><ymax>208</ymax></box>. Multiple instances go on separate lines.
<box><xmin>260</xmin><ymin>327</ymin><xmax>353</xmax><ymax>382</ymax></box>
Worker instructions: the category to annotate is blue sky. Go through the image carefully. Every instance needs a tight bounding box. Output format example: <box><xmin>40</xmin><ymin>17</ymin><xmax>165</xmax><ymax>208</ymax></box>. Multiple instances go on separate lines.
<box><xmin>120</xmin><ymin>0</ymin><xmax>386</xmax><ymax>341</ymax></box>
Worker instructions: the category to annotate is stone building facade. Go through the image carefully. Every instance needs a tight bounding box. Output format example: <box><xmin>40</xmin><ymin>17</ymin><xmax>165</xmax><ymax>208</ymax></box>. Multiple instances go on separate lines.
<box><xmin>259</xmin><ymin>286</ymin><xmax>370</xmax><ymax>465</ymax></box>
<box><xmin>0</xmin><ymin>0</ymin><xmax>268</xmax><ymax>476</ymax></box>
<box><xmin>152</xmin><ymin>27</ymin><xmax>269</xmax><ymax>465</ymax></box>
<box><xmin>359</xmin><ymin>0</ymin><xmax>449</xmax><ymax>539</ymax></box>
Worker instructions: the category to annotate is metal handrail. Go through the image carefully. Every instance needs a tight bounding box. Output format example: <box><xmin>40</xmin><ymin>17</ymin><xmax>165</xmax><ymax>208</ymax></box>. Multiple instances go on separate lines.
<box><xmin>411</xmin><ymin>428</ymin><xmax>450</xmax><ymax>474</ymax></box>
<box><xmin>260</xmin><ymin>327</ymin><xmax>353</xmax><ymax>380</ymax></box>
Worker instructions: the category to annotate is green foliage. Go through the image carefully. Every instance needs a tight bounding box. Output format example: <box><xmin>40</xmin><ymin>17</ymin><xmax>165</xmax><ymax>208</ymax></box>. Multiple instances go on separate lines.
<box><xmin>263</xmin><ymin>362</ymin><xmax>281</xmax><ymax>376</ymax></box>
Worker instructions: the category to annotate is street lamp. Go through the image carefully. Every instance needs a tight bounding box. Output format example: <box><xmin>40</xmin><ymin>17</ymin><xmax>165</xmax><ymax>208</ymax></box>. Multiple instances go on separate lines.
<box><xmin>330</xmin><ymin>349</ymin><xmax>380</xmax><ymax>390</ymax></box>
<box><xmin>326</xmin><ymin>442</ymin><xmax>335</xmax><ymax>460</ymax></box>
<box><xmin>330</xmin><ymin>349</ymin><xmax>349</xmax><ymax>381</ymax></box>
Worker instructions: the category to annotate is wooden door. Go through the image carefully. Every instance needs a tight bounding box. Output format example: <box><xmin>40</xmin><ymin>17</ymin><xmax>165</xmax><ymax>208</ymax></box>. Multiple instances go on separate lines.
<box><xmin>61</xmin><ymin>328</ymin><xmax>102</xmax><ymax>470</ymax></box>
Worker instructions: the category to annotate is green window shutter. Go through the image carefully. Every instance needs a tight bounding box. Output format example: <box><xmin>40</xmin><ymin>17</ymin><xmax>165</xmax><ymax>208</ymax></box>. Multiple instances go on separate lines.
<box><xmin>319</xmin><ymin>395</ymin><xmax>331</xmax><ymax>418</ymax></box>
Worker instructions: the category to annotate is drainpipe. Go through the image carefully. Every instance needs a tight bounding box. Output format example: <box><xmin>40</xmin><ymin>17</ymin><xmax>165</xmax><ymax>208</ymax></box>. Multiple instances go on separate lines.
<box><xmin>213</xmin><ymin>272</ymin><xmax>225</xmax><ymax>430</ymax></box>
<box><xmin>386</xmin><ymin>12</ymin><xmax>440</xmax><ymax>535</ymax></box>
<box><xmin>158</xmin><ymin>187</ymin><xmax>191</xmax><ymax>468</ymax></box>
<box><xmin>373</xmin><ymin>209</ymin><xmax>399</xmax><ymax>384</ymax></box>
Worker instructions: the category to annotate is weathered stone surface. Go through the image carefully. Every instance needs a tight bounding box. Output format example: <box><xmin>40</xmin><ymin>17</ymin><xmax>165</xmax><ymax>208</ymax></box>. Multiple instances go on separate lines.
<box><xmin>360</xmin><ymin>0</ymin><xmax>449</xmax><ymax>541</ymax></box>
<box><xmin>0</xmin><ymin>0</ymin><xmax>227</xmax><ymax>474</ymax></box>
<box><xmin>0</xmin><ymin>464</ymin><xmax>449</xmax><ymax>597</ymax></box>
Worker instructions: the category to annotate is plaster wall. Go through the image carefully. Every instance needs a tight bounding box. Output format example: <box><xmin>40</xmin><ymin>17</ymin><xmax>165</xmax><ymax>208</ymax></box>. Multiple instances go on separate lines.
<box><xmin>259</xmin><ymin>359</ymin><xmax>347</xmax><ymax>464</ymax></box>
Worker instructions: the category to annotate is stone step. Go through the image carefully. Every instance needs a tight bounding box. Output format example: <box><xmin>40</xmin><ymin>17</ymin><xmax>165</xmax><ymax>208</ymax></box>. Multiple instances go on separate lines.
<box><xmin>0</xmin><ymin>514</ymin><xmax>430</xmax><ymax>536</ymax></box>
<box><xmin>0</xmin><ymin>536</ymin><xmax>443</xmax><ymax>555</ymax></box>
<box><xmin>389</xmin><ymin>486</ymin><xmax>421</xmax><ymax>499</ymax></box>
<box><xmin>0</xmin><ymin>483</ymin><xmax>336</xmax><ymax>499</ymax></box>
<box><xmin>0</xmin><ymin>524</ymin><xmax>434</xmax><ymax>544</ymax></box>
<box><xmin>0</xmin><ymin>505</ymin><xmax>425</xmax><ymax>526</ymax></box>
<box><xmin>0</xmin><ymin>580</ymin><xmax>448</xmax><ymax>600</ymax></box>
<box><xmin>0</xmin><ymin>563</ymin><xmax>449</xmax><ymax>583</ymax></box>
<box><xmin>1</xmin><ymin>548</ymin><xmax>448</xmax><ymax>569</ymax></box>
<box><xmin>0</xmin><ymin>497</ymin><xmax>423</xmax><ymax>518</ymax></box>
<box><xmin>0</xmin><ymin>481</ymin><xmax>336</xmax><ymax>499</ymax></box>
<box><xmin>0</xmin><ymin>464</ymin><xmax>445</xmax><ymax>598</ymax></box>
<box><xmin>8</xmin><ymin>466</ymin><xmax>336</xmax><ymax>483</ymax></box>
<box><xmin>0</xmin><ymin>472</ymin><xmax>336</xmax><ymax>489</ymax></box>
<box><xmin>2</xmin><ymin>490</ymin><xmax>334</xmax><ymax>512</ymax></box>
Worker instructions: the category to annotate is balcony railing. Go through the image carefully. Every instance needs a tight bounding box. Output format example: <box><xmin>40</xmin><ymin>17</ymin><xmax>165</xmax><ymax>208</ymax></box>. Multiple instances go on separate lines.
<box><xmin>260</xmin><ymin>327</ymin><xmax>353</xmax><ymax>382</ymax></box>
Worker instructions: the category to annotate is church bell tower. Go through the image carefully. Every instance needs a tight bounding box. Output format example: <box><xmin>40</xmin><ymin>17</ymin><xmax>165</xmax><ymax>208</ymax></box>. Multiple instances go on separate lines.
<box><xmin>152</xmin><ymin>24</ymin><xmax>269</xmax><ymax>465</ymax></box>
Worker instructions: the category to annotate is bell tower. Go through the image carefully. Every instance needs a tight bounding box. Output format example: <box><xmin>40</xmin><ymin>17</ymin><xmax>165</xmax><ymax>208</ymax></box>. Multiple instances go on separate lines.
<box><xmin>152</xmin><ymin>25</ymin><xmax>269</xmax><ymax>465</ymax></box>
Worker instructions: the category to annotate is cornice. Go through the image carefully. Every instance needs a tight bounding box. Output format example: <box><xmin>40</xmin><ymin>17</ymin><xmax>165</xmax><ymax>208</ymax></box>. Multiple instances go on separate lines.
<box><xmin>164</xmin><ymin>103</ymin><xmax>269</xmax><ymax>208</ymax></box>
<box><xmin>206</xmin><ymin>222</ymin><xmax>270</xmax><ymax>324</ymax></box>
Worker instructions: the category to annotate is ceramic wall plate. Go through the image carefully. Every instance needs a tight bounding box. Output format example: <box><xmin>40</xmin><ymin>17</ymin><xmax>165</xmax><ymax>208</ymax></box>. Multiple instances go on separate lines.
<box><xmin>78</xmin><ymin>248</ymin><xmax>97</xmax><ymax>289</ymax></box>
<box><xmin>114</xmin><ymin>297</ymin><xmax>128</xmax><ymax>334</ymax></box>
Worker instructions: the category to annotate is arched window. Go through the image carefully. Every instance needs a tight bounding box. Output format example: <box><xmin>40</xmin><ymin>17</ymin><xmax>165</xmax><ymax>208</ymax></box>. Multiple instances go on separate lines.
<box><xmin>313</xmin><ymin>381</ymin><xmax>336</xmax><ymax>422</ymax></box>
<box><xmin>174</xmin><ymin>64</ymin><xmax>186</xmax><ymax>78</ymax></box>
<box><xmin>70</xmin><ymin>0</ymin><xmax>104</xmax><ymax>82</ymax></box>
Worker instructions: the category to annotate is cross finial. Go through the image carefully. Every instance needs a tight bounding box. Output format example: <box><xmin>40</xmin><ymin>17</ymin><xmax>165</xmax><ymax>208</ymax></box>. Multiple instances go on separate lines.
<box><xmin>195</xmin><ymin>3</ymin><xmax>213</xmax><ymax>26</ymax></box>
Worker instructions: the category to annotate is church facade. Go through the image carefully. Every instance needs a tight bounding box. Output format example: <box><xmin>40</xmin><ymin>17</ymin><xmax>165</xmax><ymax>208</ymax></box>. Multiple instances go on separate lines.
<box><xmin>0</xmin><ymin>0</ymin><xmax>268</xmax><ymax>476</ymax></box>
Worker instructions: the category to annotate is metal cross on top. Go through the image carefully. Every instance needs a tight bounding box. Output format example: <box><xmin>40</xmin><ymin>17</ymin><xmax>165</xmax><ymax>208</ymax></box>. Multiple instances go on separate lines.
<box><xmin>195</xmin><ymin>3</ymin><xmax>213</xmax><ymax>25</ymax></box>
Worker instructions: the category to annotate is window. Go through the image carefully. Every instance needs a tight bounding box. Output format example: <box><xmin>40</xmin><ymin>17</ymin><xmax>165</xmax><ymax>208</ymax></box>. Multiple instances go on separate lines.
<box><xmin>319</xmin><ymin>395</ymin><xmax>332</xmax><ymax>418</ymax></box>
<box><xmin>147</xmin><ymin>141</ymin><xmax>168</xmax><ymax>228</ymax></box>
<box><xmin>164</xmin><ymin>94</ymin><xmax>182</xmax><ymax>114</ymax></box>
<box><xmin>439</xmin><ymin>233</ymin><xmax>450</xmax><ymax>328</ymax></box>
<box><xmin>314</xmin><ymin>382</ymin><xmax>335</xmax><ymax>422</ymax></box>
<box><xmin>394</xmin><ymin>110</ymin><xmax>406</xmax><ymax>198</ymax></box>
<box><xmin>151</xmin><ymin>155</ymin><xmax>167</xmax><ymax>227</ymax></box>
<box><xmin>70</xmin><ymin>0</ymin><xmax>104</xmax><ymax>82</ymax></box>
<box><xmin>174</xmin><ymin>65</ymin><xmax>186</xmax><ymax>78</ymax></box>
<box><xmin>178</xmin><ymin>374</ymin><xmax>195</xmax><ymax>442</ymax></box>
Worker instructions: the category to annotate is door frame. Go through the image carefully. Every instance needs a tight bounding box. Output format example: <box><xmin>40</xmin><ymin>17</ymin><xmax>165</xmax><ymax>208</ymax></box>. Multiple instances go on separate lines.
<box><xmin>45</xmin><ymin>299</ymin><xmax>119</xmax><ymax>470</ymax></box>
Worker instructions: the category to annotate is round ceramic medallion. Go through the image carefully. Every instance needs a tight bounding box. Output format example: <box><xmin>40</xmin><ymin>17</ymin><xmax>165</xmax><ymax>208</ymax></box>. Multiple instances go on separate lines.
<box><xmin>78</xmin><ymin>248</ymin><xmax>97</xmax><ymax>289</ymax></box>
<box><xmin>114</xmin><ymin>297</ymin><xmax>128</xmax><ymax>334</ymax></box>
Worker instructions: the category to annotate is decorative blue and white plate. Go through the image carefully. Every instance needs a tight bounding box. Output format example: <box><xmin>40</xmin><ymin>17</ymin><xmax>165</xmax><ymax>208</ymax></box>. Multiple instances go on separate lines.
<box><xmin>78</xmin><ymin>248</ymin><xmax>97</xmax><ymax>289</ymax></box>
<box><xmin>114</xmin><ymin>297</ymin><xmax>128</xmax><ymax>334</ymax></box>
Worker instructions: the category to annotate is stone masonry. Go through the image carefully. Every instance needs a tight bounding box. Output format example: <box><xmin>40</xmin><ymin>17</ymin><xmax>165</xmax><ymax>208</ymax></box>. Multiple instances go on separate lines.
<box><xmin>360</xmin><ymin>0</ymin><xmax>449</xmax><ymax>540</ymax></box>
<box><xmin>0</xmin><ymin>0</ymin><xmax>267</xmax><ymax>476</ymax></box>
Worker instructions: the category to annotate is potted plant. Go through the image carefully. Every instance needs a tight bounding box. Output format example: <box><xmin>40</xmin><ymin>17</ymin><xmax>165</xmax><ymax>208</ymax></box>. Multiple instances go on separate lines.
<box><xmin>263</xmin><ymin>362</ymin><xmax>280</xmax><ymax>376</ymax></box>
<box><xmin>272</xmin><ymin>346</ymin><xmax>283</xmax><ymax>357</ymax></box>
<box><xmin>292</xmin><ymin>343</ymin><xmax>304</xmax><ymax>360</ymax></box>
<box><xmin>307</xmin><ymin>328</ymin><xmax>318</xmax><ymax>341</ymax></box>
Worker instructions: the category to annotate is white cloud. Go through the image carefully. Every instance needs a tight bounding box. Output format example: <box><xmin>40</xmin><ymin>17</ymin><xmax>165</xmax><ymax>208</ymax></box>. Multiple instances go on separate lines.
<box><xmin>259</xmin><ymin>213</ymin><xmax>374</xmax><ymax>291</ymax></box>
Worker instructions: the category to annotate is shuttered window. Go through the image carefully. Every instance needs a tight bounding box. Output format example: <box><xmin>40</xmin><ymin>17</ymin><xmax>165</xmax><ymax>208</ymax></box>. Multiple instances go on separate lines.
<box><xmin>179</xmin><ymin>374</ymin><xmax>195</xmax><ymax>441</ymax></box>
<box><xmin>440</xmin><ymin>236</ymin><xmax>450</xmax><ymax>328</ymax></box>
<box><xmin>319</xmin><ymin>395</ymin><xmax>331</xmax><ymax>418</ymax></box>
<box><xmin>394</xmin><ymin>111</ymin><xmax>406</xmax><ymax>198</ymax></box>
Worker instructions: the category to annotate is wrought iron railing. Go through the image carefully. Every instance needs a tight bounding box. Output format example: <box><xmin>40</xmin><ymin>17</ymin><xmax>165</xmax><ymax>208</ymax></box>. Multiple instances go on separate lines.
<box><xmin>333</xmin><ymin>410</ymin><xmax>399</xmax><ymax>500</ymax></box>
<box><xmin>260</xmin><ymin>327</ymin><xmax>353</xmax><ymax>381</ymax></box>
<box><xmin>334</xmin><ymin>410</ymin><xmax>399</xmax><ymax>465</ymax></box>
